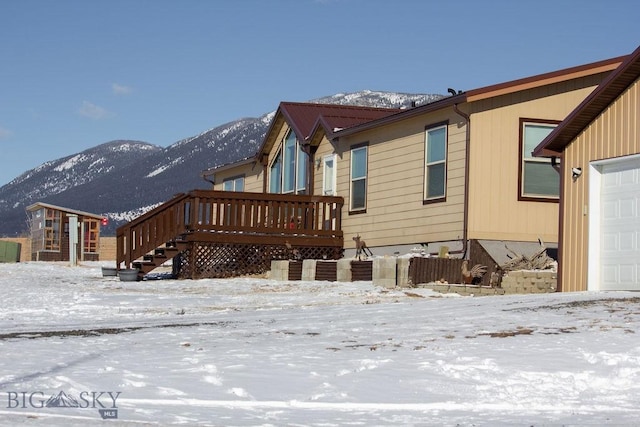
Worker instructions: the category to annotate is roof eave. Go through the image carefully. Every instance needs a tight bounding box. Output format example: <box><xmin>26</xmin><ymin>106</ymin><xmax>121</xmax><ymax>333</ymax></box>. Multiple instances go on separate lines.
<box><xmin>534</xmin><ymin>47</ymin><xmax>640</xmax><ymax>156</ymax></box>
<box><xmin>332</xmin><ymin>94</ymin><xmax>466</xmax><ymax>139</ymax></box>
<box><xmin>202</xmin><ymin>156</ymin><xmax>257</xmax><ymax>177</ymax></box>
<box><xmin>26</xmin><ymin>202</ymin><xmax>104</xmax><ymax>219</ymax></box>
<box><xmin>467</xmin><ymin>55</ymin><xmax>626</xmax><ymax>102</ymax></box>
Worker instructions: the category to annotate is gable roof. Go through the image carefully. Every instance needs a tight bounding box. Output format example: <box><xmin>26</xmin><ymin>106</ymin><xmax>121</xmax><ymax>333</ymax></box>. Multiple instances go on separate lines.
<box><xmin>333</xmin><ymin>55</ymin><xmax>625</xmax><ymax>140</ymax></box>
<box><xmin>257</xmin><ymin>102</ymin><xmax>401</xmax><ymax>158</ymax></box>
<box><xmin>26</xmin><ymin>202</ymin><xmax>104</xmax><ymax>220</ymax></box>
<box><xmin>202</xmin><ymin>103</ymin><xmax>401</xmax><ymax>176</ymax></box>
<box><xmin>258</xmin><ymin>102</ymin><xmax>402</xmax><ymax>153</ymax></box>
<box><xmin>534</xmin><ymin>45</ymin><xmax>640</xmax><ymax>156</ymax></box>
<box><xmin>281</xmin><ymin>102</ymin><xmax>401</xmax><ymax>141</ymax></box>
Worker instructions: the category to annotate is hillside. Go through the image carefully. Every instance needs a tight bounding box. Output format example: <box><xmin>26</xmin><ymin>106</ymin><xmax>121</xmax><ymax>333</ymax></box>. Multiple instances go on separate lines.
<box><xmin>0</xmin><ymin>91</ymin><xmax>442</xmax><ymax>236</ymax></box>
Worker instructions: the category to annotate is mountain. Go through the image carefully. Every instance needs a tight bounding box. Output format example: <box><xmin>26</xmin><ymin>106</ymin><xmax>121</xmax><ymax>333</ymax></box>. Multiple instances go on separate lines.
<box><xmin>0</xmin><ymin>91</ymin><xmax>443</xmax><ymax>236</ymax></box>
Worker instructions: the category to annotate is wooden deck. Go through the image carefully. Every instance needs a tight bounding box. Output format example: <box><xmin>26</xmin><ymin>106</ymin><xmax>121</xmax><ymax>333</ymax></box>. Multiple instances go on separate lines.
<box><xmin>116</xmin><ymin>190</ymin><xmax>344</xmax><ymax>278</ymax></box>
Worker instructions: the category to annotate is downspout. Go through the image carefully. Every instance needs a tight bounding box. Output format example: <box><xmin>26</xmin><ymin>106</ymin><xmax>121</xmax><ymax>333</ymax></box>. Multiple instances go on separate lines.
<box><xmin>453</xmin><ymin>102</ymin><xmax>471</xmax><ymax>259</ymax></box>
<box><xmin>556</xmin><ymin>157</ymin><xmax>565</xmax><ymax>292</ymax></box>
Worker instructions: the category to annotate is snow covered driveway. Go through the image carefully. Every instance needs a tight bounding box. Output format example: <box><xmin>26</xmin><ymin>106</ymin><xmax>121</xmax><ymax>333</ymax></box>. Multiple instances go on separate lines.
<box><xmin>0</xmin><ymin>262</ymin><xmax>639</xmax><ymax>426</ymax></box>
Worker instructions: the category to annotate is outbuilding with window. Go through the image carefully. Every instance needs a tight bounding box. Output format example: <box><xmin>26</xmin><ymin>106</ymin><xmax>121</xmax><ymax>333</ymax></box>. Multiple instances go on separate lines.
<box><xmin>26</xmin><ymin>202</ymin><xmax>104</xmax><ymax>262</ymax></box>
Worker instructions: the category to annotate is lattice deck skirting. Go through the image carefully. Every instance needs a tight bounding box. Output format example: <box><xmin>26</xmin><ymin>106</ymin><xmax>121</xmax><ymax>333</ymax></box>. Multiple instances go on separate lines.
<box><xmin>173</xmin><ymin>242</ymin><xmax>343</xmax><ymax>279</ymax></box>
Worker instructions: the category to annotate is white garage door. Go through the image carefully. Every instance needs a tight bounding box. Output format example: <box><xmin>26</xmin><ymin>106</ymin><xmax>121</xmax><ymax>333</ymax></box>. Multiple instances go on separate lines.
<box><xmin>599</xmin><ymin>158</ymin><xmax>640</xmax><ymax>290</ymax></box>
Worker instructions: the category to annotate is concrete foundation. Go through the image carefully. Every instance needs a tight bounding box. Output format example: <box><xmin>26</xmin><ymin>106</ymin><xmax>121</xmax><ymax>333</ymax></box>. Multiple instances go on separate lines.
<box><xmin>270</xmin><ymin>260</ymin><xmax>289</xmax><ymax>281</ymax></box>
<box><xmin>270</xmin><ymin>259</ymin><xmax>557</xmax><ymax>296</ymax></box>
<box><xmin>372</xmin><ymin>257</ymin><xmax>397</xmax><ymax>289</ymax></box>
<box><xmin>302</xmin><ymin>259</ymin><xmax>317</xmax><ymax>281</ymax></box>
<box><xmin>337</xmin><ymin>259</ymin><xmax>352</xmax><ymax>282</ymax></box>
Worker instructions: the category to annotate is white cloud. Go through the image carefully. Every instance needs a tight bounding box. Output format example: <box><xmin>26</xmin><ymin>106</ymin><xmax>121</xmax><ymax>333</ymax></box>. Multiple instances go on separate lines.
<box><xmin>112</xmin><ymin>82</ymin><xmax>132</xmax><ymax>95</ymax></box>
<box><xmin>78</xmin><ymin>101</ymin><xmax>112</xmax><ymax>120</ymax></box>
<box><xmin>0</xmin><ymin>126</ymin><xmax>12</xmax><ymax>139</ymax></box>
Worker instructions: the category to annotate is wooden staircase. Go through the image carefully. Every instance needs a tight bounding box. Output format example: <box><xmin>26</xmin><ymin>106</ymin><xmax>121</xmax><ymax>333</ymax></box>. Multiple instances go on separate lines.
<box><xmin>131</xmin><ymin>242</ymin><xmax>186</xmax><ymax>277</ymax></box>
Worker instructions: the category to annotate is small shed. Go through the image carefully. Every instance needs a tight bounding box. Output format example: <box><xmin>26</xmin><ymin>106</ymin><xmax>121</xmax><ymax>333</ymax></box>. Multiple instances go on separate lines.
<box><xmin>26</xmin><ymin>202</ymin><xmax>104</xmax><ymax>262</ymax></box>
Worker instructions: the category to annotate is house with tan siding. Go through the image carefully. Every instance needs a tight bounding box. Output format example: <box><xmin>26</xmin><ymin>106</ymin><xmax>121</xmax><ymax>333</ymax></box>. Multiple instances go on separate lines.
<box><xmin>534</xmin><ymin>45</ymin><xmax>640</xmax><ymax>292</ymax></box>
<box><xmin>203</xmin><ymin>55</ymin><xmax>625</xmax><ymax>267</ymax></box>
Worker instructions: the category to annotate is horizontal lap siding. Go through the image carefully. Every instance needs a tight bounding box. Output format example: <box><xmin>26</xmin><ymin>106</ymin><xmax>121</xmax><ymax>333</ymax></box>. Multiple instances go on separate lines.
<box><xmin>562</xmin><ymin>79</ymin><xmax>640</xmax><ymax>292</ymax></box>
<box><xmin>212</xmin><ymin>163</ymin><xmax>263</xmax><ymax>193</ymax></box>
<box><xmin>467</xmin><ymin>80</ymin><xmax>602</xmax><ymax>243</ymax></box>
<box><xmin>338</xmin><ymin>111</ymin><xmax>466</xmax><ymax>248</ymax></box>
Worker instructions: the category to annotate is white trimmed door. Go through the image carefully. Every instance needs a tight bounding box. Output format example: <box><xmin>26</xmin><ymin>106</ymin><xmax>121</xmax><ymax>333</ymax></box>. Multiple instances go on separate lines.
<box><xmin>598</xmin><ymin>157</ymin><xmax>640</xmax><ymax>290</ymax></box>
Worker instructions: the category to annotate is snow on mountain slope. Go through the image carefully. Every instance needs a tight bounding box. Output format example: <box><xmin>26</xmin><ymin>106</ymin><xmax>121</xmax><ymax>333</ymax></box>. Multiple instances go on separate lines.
<box><xmin>0</xmin><ymin>91</ymin><xmax>442</xmax><ymax>236</ymax></box>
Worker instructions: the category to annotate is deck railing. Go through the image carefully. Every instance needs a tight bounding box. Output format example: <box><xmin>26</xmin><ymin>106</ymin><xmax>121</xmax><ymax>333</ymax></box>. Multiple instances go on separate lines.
<box><xmin>116</xmin><ymin>190</ymin><xmax>344</xmax><ymax>268</ymax></box>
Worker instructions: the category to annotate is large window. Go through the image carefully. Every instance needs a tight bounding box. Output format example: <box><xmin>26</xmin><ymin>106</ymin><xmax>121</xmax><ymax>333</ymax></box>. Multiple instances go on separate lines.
<box><xmin>269</xmin><ymin>130</ymin><xmax>308</xmax><ymax>194</ymax></box>
<box><xmin>520</xmin><ymin>119</ymin><xmax>560</xmax><ymax>200</ymax></box>
<box><xmin>223</xmin><ymin>175</ymin><xmax>245</xmax><ymax>192</ymax></box>
<box><xmin>269</xmin><ymin>151</ymin><xmax>282</xmax><ymax>193</ymax></box>
<box><xmin>350</xmin><ymin>144</ymin><xmax>368</xmax><ymax>212</ymax></box>
<box><xmin>424</xmin><ymin>122</ymin><xmax>447</xmax><ymax>201</ymax></box>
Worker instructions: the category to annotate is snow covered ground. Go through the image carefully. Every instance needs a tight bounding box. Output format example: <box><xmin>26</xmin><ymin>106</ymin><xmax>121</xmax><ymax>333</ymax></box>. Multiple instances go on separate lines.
<box><xmin>0</xmin><ymin>261</ymin><xmax>638</xmax><ymax>426</ymax></box>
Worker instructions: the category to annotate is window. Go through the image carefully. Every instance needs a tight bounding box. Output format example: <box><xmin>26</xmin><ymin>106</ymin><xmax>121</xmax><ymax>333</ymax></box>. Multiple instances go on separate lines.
<box><xmin>83</xmin><ymin>219</ymin><xmax>99</xmax><ymax>253</ymax></box>
<box><xmin>269</xmin><ymin>130</ymin><xmax>308</xmax><ymax>194</ymax></box>
<box><xmin>283</xmin><ymin>131</ymin><xmax>296</xmax><ymax>193</ymax></box>
<box><xmin>43</xmin><ymin>208</ymin><xmax>61</xmax><ymax>251</ymax></box>
<box><xmin>223</xmin><ymin>175</ymin><xmax>245</xmax><ymax>192</ymax></box>
<box><xmin>269</xmin><ymin>151</ymin><xmax>282</xmax><ymax>193</ymax></box>
<box><xmin>424</xmin><ymin>122</ymin><xmax>447</xmax><ymax>201</ymax></box>
<box><xmin>520</xmin><ymin>119</ymin><xmax>560</xmax><ymax>200</ymax></box>
<box><xmin>296</xmin><ymin>142</ymin><xmax>307</xmax><ymax>194</ymax></box>
<box><xmin>350</xmin><ymin>144</ymin><xmax>368</xmax><ymax>211</ymax></box>
<box><xmin>322</xmin><ymin>154</ymin><xmax>337</xmax><ymax>196</ymax></box>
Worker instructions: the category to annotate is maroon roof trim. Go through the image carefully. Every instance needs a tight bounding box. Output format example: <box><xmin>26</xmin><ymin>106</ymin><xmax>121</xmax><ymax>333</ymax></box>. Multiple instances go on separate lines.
<box><xmin>466</xmin><ymin>55</ymin><xmax>626</xmax><ymax>101</ymax></box>
<box><xmin>534</xmin><ymin>46</ymin><xmax>640</xmax><ymax>155</ymax></box>
<box><xmin>333</xmin><ymin>56</ymin><xmax>625</xmax><ymax>140</ymax></box>
<box><xmin>332</xmin><ymin>94</ymin><xmax>462</xmax><ymax>139</ymax></box>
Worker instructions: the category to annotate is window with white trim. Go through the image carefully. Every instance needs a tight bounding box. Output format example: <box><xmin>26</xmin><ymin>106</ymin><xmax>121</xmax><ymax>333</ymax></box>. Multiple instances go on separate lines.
<box><xmin>520</xmin><ymin>119</ymin><xmax>559</xmax><ymax>200</ymax></box>
<box><xmin>350</xmin><ymin>145</ymin><xmax>367</xmax><ymax>211</ymax></box>
<box><xmin>222</xmin><ymin>175</ymin><xmax>245</xmax><ymax>192</ymax></box>
<box><xmin>322</xmin><ymin>154</ymin><xmax>337</xmax><ymax>196</ymax></box>
<box><xmin>424</xmin><ymin>123</ymin><xmax>447</xmax><ymax>201</ymax></box>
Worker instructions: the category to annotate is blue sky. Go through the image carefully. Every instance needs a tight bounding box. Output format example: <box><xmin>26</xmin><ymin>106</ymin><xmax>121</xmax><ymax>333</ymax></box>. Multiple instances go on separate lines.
<box><xmin>1</xmin><ymin>0</ymin><xmax>639</xmax><ymax>186</ymax></box>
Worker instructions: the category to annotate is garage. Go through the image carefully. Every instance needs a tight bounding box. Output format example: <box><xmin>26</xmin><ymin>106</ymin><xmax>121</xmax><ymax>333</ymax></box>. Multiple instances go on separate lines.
<box><xmin>534</xmin><ymin>45</ymin><xmax>640</xmax><ymax>292</ymax></box>
<box><xmin>591</xmin><ymin>155</ymin><xmax>640</xmax><ymax>291</ymax></box>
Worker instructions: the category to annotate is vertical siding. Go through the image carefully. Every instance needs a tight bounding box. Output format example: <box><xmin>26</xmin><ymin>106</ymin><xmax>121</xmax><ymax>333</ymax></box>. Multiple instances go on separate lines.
<box><xmin>336</xmin><ymin>109</ymin><xmax>466</xmax><ymax>249</ymax></box>
<box><xmin>467</xmin><ymin>79</ymin><xmax>602</xmax><ymax>243</ymax></box>
<box><xmin>562</xmin><ymin>78</ymin><xmax>640</xmax><ymax>291</ymax></box>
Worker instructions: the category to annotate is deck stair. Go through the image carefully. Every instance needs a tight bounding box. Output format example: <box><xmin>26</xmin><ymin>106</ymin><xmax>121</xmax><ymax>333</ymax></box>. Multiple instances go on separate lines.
<box><xmin>131</xmin><ymin>243</ymin><xmax>187</xmax><ymax>277</ymax></box>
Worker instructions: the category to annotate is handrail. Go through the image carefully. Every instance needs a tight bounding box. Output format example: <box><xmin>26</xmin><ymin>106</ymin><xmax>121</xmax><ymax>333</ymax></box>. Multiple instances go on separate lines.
<box><xmin>116</xmin><ymin>192</ymin><xmax>191</xmax><ymax>234</ymax></box>
<box><xmin>116</xmin><ymin>190</ymin><xmax>344</xmax><ymax>269</ymax></box>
